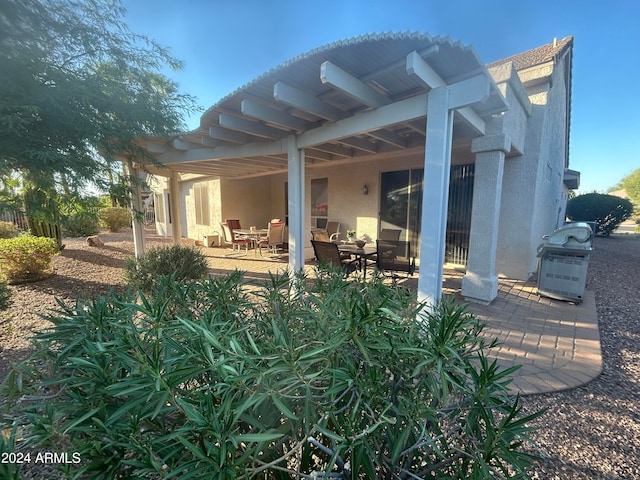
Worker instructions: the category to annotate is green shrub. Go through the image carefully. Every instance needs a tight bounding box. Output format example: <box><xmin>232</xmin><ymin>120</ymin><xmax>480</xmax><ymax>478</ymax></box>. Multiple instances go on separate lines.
<box><xmin>61</xmin><ymin>211</ymin><xmax>100</xmax><ymax>237</ymax></box>
<box><xmin>0</xmin><ymin>278</ymin><xmax>11</xmax><ymax>311</ymax></box>
<box><xmin>2</xmin><ymin>271</ymin><xmax>543</xmax><ymax>479</ymax></box>
<box><xmin>0</xmin><ymin>234</ymin><xmax>59</xmax><ymax>283</ymax></box>
<box><xmin>98</xmin><ymin>206</ymin><xmax>131</xmax><ymax>232</ymax></box>
<box><xmin>566</xmin><ymin>193</ymin><xmax>633</xmax><ymax>236</ymax></box>
<box><xmin>0</xmin><ymin>221</ymin><xmax>18</xmax><ymax>239</ymax></box>
<box><xmin>124</xmin><ymin>244</ymin><xmax>210</xmax><ymax>293</ymax></box>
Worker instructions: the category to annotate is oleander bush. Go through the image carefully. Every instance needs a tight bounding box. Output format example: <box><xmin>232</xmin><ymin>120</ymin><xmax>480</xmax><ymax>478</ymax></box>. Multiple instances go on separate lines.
<box><xmin>566</xmin><ymin>193</ymin><xmax>633</xmax><ymax>236</ymax></box>
<box><xmin>97</xmin><ymin>206</ymin><xmax>131</xmax><ymax>232</ymax></box>
<box><xmin>1</xmin><ymin>269</ymin><xmax>543</xmax><ymax>479</ymax></box>
<box><xmin>61</xmin><ymin>211</ymin><xmax>100</xmax><ymax>237</ymax></box>
<box><xmin>123</xmin><ymin>244</ymin><xmax>210</xmax><ymax>293</ymax></box>
<box><xmin>0</xmin><ymin>234</ymin><xmax>60</xmax><ymax>284</ymax></box>
<box><xmin>0</xmin><ymin>221</ymin><xmax>19</xmax><ymax>239</ymax></box>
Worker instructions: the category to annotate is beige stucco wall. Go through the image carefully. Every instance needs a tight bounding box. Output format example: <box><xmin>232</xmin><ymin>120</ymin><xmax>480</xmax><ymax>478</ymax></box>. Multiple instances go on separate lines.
<box><xmin>179</xmin><ymin>177</ymin><xmax>223</xmax><ymax>243</ymax></box>
<box><xmin>495</xmin><ymin>56</ymin><xmax>571</xmax><ymax>279</ymax></box>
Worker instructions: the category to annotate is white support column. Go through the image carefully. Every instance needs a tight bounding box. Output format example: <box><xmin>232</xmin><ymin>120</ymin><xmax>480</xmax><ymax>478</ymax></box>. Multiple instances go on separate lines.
<box><xmin>169</xmin><ymin>173</ymin><xmax>181</xmax><ymax>245</ymax></box>
<box><xmin>125</xmin><ymin>157</ymin><xmax>146</xmax><ymax>258</ymax></box>
<box><xmin>461</xmin><ymin>134</ymin><xmax>510</xmax><ymax>304</ymax></box>
<box><xmin>418</xmin><ymin>87</ymin><xmax>454</xmax><ymax>308</ymax></box>
<box><xmin>287</xmin><ymin>137</ymin><xmax>305</xmax><ymax>272</ymax></box>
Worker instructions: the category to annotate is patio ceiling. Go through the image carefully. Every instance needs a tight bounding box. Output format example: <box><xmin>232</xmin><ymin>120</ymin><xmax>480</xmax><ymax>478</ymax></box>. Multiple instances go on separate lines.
<box><xmin>142</xmin><ymin>32</ymin><xmax>508</xmax><ymax>179</ymax></box>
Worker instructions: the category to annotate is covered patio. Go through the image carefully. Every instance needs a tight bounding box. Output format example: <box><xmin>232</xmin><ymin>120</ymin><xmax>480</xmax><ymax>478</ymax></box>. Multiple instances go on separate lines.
<box><xmin>131</xmin><ymin>33</ymin><xmax>530</xmax><ymax>307</ymax></box>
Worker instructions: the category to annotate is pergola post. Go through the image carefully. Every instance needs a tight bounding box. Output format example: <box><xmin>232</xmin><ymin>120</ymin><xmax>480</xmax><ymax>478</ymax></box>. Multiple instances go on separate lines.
<box><xmin>125</xmin><ymin>157</ymin><xmax>146</xmax><ymax>258</ymax></box>
<box><xmin>169</xmin><ymin>173</ymin><xmax>182</xmax><ymax>244</ymax></box>
<box><xmin>287</xmin><ymin>137</ymin><xmax>305</xmax><ymax>273</ymax></box>
<box><xmin>417</xmin><ymin>86</ymin><xmax>454</xmax><ymax>307</ymax></box>
<box><xmin>462</xmin><ymin>134</ymin><xmax>510</xmax><ymax>304</ymax></box>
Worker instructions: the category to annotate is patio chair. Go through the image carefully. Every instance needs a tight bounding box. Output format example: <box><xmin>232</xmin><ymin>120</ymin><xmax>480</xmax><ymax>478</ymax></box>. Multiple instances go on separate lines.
<box><xmin>311</xmin><ymin>240</ymin><xmax>358</xmax><ymax>276</ymax></box>
<box><xmin>326</xmin><ymin>221</ymin><xmax>341</xmax><ymax>242</ymax></box>
<box><xmin>312</xmin><ymin>229</ymin><xmax>352</xmax><ymax>260</ymax></box>
<box><xmin>257</xmin><ymin>220</ymin><xmax>285</xmax><ymax>256</ymax></box>
<box><xmin>220</xmin><ymin>221</ymin><xmax>251</xmax><ymax>254</ymax></box>
<box><xmin>376</xmin><ymin>239</ymin><xmax>415</xmax><ymax>278</ymax></box>
<box><xmin>379</xmin><ymin>228</ymin><xmax>402</xmax><ymax>241</ymax></box>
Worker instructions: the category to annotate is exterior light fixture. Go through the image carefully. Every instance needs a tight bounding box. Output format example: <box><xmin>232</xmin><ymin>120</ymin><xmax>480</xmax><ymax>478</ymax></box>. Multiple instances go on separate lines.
<box><xmin>362</xmin><ymin>184</ymin><xmax>368</xmax><ymax>195</ymax></box>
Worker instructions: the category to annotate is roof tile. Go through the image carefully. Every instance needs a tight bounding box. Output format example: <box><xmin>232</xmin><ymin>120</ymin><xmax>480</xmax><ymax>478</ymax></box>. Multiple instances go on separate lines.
<box><xmin>489</xmin><ymin>36</ymin><xmax>574</xmax><ymax>70</ymax></box>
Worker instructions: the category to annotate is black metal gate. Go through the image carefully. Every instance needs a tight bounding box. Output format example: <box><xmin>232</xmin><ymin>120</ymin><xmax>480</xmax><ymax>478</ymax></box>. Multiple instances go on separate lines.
<box><xmin>445</xmin><ymin>164</ymin><xmax>474</xmax><ymax>266</ymax></box>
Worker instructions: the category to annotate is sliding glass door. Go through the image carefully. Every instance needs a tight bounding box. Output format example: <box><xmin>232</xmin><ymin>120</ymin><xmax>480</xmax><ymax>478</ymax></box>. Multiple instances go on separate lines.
<box><xmin>380</xmin><ymin>165</ymin><xmax>474</xmax><ymax>265</ymax></box>
<box><xmin>379</xmin><ymin>169</ymin><xmax>423</xmax><ymax>258</ymax></box>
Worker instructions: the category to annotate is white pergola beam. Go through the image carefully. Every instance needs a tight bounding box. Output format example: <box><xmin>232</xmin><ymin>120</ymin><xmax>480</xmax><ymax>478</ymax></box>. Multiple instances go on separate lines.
<box><xmin>208</xmin><ymin>126</ymin><xmax>250</xmax><ymax>144</ymax></box>
<box><xmin>298</xmin><ymin>92</ymin><xmax>429</xmax><ymax>149</ymax></box>
<box><xmin>156</xmin><ymin>138</ymin><xmax>287</xmax><ymax>164</ymax></box>
<box><xmin>173</xmin><ymin>138</ymin><xmax>202</xmax><ymax>151</ymax></box>
<box><xmin>447</xmin><ymin>74</ymin><xmax>491</xmax><ymax>109</ymax></box>
<box><xmin>241</xmin><ymin>99</ymin><xmax>314</xmax><ymax>132</ymax></box>
<box><xmin>274</xmin><ymin>81</ymin><xmax>344</xmax><ymax>121</ymax></box>
<box><xmin>147</xmin><ymin>143</ymin><xmax>167</xmax><ymax>154</ymax></box>
<box><xmin>406</xmin><ymin>51</ymin><xmax>486</xmax><ymax>135</ymax></box>
<box><xmin>303</xmin><ymin>148</ymin><xmax>332</xmax><ymax>162</ymax></box>
<box><xmin>368</xmin><ymin>129</ymin><xmax>407</xmax><ymax>148</ymax></box>
<box><xmin>338</xmin><ymin>137</ymin><xmax>378</xmax><ymax>154</ymax></box>
<box><xmin>360</xmin><ymin>45</ymin><xmax>439</xmax><ymax>82</ymax></box>
<box><xmin>311</xmin><ymin>142</ymin><xmax>353</xmax><ymax>158</ymax></box>
<box><xmin>320</xmin><ymin>61</ymin><xmax>391</xmax><ymax>108</ymax></box>
<box><xmin>219</xmin><ymin>113</ymin><xmax>287</xmax><ymax>139</ymax></box>
<box><xmin>406</xmin><ymin>50</ymin><xmax>446</xmax><ymax>88</ymax></box>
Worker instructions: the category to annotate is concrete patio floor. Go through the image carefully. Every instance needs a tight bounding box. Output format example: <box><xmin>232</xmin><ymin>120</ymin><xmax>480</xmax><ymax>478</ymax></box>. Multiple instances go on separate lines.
<box><xmin>198</xmin><ymin>243</ymin><xmax>602</xmax><ymax>396</ymax></box>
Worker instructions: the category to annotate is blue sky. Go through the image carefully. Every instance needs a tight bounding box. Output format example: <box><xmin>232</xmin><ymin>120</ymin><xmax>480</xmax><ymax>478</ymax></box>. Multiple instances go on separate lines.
<box><xmin>124</xmin><ymin>0</ymin><xmax>639</xmax><ymax>194</ymax></box>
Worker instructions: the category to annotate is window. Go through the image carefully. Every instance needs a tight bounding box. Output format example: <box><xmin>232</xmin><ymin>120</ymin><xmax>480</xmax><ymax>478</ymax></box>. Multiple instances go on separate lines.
<box><xmin>194</xmin><ymin>182</ymin><xmax>210</xmax><ymax>226</ymax></box>
<box><xmin>311</xmin><ymin>178</ymin><xmax>328</xmax><ymax>229</ymax></box>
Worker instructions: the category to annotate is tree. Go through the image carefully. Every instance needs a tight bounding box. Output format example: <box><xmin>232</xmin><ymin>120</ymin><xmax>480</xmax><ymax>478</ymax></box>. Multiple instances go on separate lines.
<box><xmin>620</xmin><ymin>168</ymin><xmax>640</xmax><ymax>205</ymax></box>
<box><xmin>0</xmin><ymin>0</ymin><xmax>198</xmax><ymax>240</ymax></box>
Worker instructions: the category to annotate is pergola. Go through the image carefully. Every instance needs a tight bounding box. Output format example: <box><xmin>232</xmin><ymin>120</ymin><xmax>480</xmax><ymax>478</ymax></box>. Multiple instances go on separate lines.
<box><xmin>134</xmin><ymin>33</ymin><xmax>509</xmax><ymax>306</ymax></box>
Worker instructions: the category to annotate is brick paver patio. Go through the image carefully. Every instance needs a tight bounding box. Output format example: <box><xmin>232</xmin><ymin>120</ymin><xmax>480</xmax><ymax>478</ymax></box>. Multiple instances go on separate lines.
<box><xmin>195</xmin><ymin>241</ymin><xmax>602</xmax><ymax>396</ymax></box>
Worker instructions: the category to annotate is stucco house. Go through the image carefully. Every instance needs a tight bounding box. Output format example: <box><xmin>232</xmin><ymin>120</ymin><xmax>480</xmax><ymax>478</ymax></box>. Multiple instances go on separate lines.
<box><xmin>132</xmin><ymin>33</ymin><xmax>577</xmax><ymax>306</ymax></box>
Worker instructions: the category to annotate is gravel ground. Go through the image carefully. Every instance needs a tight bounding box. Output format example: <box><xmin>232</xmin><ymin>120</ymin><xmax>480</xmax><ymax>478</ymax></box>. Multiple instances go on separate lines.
<box><xmin>521</xmin><ymin>233</ymin><xmax>640</xmax><ymax>479</ymax></box>
<box><xmin>1</xmin><ymin>230</ymin><xmax>639</xmax><ymax>479</ymax></box>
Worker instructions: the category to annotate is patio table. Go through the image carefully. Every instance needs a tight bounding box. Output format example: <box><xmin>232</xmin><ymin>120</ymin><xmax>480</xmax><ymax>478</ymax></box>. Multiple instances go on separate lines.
<box><xmin>234</xmin><ymin>228</ymin><xmax>268</xmax><ymax>256</ymax></box>
<box><xmin>338</xmin><ymin>244</ymin><xmax>376</xmax><ymax>278</ymax></box>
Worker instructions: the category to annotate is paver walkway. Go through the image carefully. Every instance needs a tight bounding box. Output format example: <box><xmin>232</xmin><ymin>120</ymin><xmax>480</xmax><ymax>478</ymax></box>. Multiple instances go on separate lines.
<box><xmin>198</xmin><ymin>243</ymin><xmax>602</xmax><ymax>396</ymax></box>
<box><xmin>451</xmin><ymin>276</ymin><xmax>602</xmax><ymax>395</ymax></box>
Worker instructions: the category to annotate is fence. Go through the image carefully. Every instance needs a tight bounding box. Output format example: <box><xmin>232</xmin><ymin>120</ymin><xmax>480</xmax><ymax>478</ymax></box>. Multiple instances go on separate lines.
<box><xmin>0</xmin><ymin>210</ymin><xmax>28</xmax><ymax>231</ymax></box>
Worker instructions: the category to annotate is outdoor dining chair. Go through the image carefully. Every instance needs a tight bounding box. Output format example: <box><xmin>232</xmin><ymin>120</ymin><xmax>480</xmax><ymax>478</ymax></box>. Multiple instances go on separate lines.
<box><xmin>311</xmin><ymin>240</ymin><xmax>358</xmax><ymax>276</ymax></box>
<box><xmin>376</xmin><ymin>239</ymin><xmax>416</xmax><ymax>278</ymax></box>
<box><xmin>325</xmin><ymin>221</ymin><xmax>341</xmax><ymax>242</ymax></box>
<box><xmin>379</xmin><ymin>228</ymin><xmax>402</xmax><ymax>241</ymax></box>
<box><xmin>257</xmin><ymin>220</ymin><xmax>285</xmax><ymax>256</ymax></box>
<box><xmin>220</xmin><ymin>221</ymin><xmax>251</xmax><ymax>255</ymax></box>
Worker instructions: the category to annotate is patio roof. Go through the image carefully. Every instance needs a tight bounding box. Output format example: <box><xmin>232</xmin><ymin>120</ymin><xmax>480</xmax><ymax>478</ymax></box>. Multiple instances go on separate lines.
<box><xmin>143</xmin><ymin>32</ymin><xmax>508</xmax><ymax>179</ymax></box>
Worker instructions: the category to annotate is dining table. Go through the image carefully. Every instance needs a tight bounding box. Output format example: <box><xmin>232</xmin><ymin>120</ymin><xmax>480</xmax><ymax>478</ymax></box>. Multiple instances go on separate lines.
<box><xmin>234</xmin><ymin>228</ymin><xmax>268</xmax><ymax>256</ymax></box>
<box><xmin>338</xmin><ymin>243</ymin><xmax>377</xmax><ymax>278</ymax></box>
